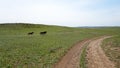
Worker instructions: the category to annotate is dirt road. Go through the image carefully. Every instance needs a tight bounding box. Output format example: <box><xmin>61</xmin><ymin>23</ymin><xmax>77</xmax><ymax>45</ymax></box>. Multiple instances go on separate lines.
<box><xmin>86</xmin><ymin>36</ymin><xmax>115</xmax><ymax>68</ymax></box>
<box><xmin>54</xmin><ymin>39</ymin><xmax>92</xmax><ymax>68</ymax></box>
<box><xmin>54</xmin><ymin>36</ymin><xmax>115</xmax><ymax>68</ymax></box>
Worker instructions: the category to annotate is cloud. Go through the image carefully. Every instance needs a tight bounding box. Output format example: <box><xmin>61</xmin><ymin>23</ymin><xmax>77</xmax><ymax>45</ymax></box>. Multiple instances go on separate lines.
<box><xmin>0</xmin><ymin>0</ymin><xmax>120</xmax><ymax>26</ymax></box>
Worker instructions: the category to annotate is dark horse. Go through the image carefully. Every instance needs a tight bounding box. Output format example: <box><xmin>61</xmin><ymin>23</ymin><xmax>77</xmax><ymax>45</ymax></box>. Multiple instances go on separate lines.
<box><xmin>28</xmin><ymin>32</ymin><xmax>34</xmax><ymax>35</ymax></box>
<box><xmin>40</xmin><ymin>31</ymin><xmax>47</xmax><ymax>35</ymax></box>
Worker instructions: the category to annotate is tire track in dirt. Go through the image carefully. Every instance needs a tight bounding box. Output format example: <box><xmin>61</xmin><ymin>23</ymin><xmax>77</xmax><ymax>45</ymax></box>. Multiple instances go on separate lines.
<box><xmin>54</xmin><ymin>39</ymin><xmax>92</xmax><ymax>68</ymax></box>
<box><xmin>86</xmin><ymin>36</ymin><xmax>115</xmax><ymax>68</ymax></box>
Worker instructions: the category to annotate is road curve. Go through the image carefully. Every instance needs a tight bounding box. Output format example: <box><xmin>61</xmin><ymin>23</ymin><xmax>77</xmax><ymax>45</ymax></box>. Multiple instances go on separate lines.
<box><xmin>86</xmin><ymin>36</ymin><xmax>115</xmax><ymax>68</ymax></box>
<box><xmin>54</xmin><ymin>36</ymin><xmax>115</xmax><ymax>68</ymax></box>
<box><xmin>54</xmin><ymin>39</ymin><xmax>92</xmax><ymax>68</ymax></box>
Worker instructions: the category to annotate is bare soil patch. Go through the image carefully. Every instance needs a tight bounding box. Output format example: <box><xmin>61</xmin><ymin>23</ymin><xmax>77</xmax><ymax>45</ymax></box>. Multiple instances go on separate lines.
<box><xmin>54</xmin><ymin>39</ymin><xmax>92</xmax><ymax>68</ymax></box>
<box><xmin>86</xmin><ymin>36</ymin><xmax>115</xmax><ymax>68</ymax></box>
<box><xmin>54</xmin><ymin>36</ymin><xmax>115</xmax><ymax>68</ymax></box>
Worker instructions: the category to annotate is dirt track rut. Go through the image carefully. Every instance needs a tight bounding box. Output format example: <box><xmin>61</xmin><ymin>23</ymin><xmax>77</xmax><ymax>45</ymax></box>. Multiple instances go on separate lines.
<box><xmin>86</xmin><ymin>36</ymin><xmax>115</xmax><ymax>68</ymax></box>
<box><xmin>54</xmin><ymin>36</ymin><xmax>115</xmax><ymax>68</ymax></box>
<box><xmin>54</xmin><ymin>39</ymin><xmax>91</xmax><ymax>68</ymax></box>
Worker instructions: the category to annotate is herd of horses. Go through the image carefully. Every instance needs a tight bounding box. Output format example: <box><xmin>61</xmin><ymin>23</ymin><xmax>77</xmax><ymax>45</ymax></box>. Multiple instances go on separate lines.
<box><xmin>28</xmin><ymin>31</ymin><xmax>47</xmax><ymax>35</ymax></box>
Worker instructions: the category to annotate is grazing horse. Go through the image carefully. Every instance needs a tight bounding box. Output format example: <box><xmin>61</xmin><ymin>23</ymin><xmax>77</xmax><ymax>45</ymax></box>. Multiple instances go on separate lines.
<box><xmin>40</xmin><ymin>31</ymin><xmax>47</xmax><ymax>35</ymax></box>
<box><xmin>28</xmin><ymin>32</ymin><xmax>34</xmax><ymax>35</ymax></box>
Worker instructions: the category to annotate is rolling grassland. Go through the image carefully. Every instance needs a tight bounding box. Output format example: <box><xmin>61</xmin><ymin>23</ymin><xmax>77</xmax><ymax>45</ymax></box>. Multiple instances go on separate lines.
<box><xmin>0</xmin><ymin>23</ymin><xmax>119</xmax><ymax>68</ymax></box>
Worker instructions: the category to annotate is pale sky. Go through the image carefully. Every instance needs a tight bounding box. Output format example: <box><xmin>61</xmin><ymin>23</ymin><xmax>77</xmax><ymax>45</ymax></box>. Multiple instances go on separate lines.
<box><xmin>0</xmin><ymin>0</ymin><xmax>120</xmax><ymax>26</ymax></box>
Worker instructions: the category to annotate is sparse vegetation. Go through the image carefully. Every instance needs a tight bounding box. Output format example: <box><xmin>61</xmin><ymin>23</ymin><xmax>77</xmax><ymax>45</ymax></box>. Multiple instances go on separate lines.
<box><xmin>80</xmin><ymin>43</ymin><xmax>89</xmax><ymax>68</ymax></box>
<box><xmin>101</xmin><ymin>35</ymin><xmax>120</xmax><ymax>68</ymax></box>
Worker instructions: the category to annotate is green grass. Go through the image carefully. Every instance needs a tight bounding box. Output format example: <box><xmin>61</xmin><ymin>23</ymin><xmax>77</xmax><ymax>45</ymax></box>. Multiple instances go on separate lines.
<box><xmin>80</xmin><ymin>43</ymin><xmax>89</xmax><ymax>68</ymax></box>
<box><xmin>101</xmin><ymin>35</ymin><xmax>120</xmax><ymax>68</ymax></box>
<box><xmin>0</xmin><ymin>23</ymin><xmax>120</xmax><ymax>68</ymax></box>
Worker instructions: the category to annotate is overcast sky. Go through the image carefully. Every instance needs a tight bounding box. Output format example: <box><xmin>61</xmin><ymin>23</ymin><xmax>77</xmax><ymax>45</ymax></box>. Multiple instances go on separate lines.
<box><xmin>0</xmin><ymin>0</ymin><xmax>120</xmax><ymax>26</ymax></box>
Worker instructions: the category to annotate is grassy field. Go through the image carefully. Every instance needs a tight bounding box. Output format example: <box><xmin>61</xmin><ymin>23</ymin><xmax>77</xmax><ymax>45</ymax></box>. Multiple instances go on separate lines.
<box><xmin>101</xmin><ymin>35</ymin><xmax>120</xmax><ymax>68</ymax></box>
<box><xmin>0</xmin><ymin>23</ymin><xmax>120</xmax><ymax>68</ymax></box>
